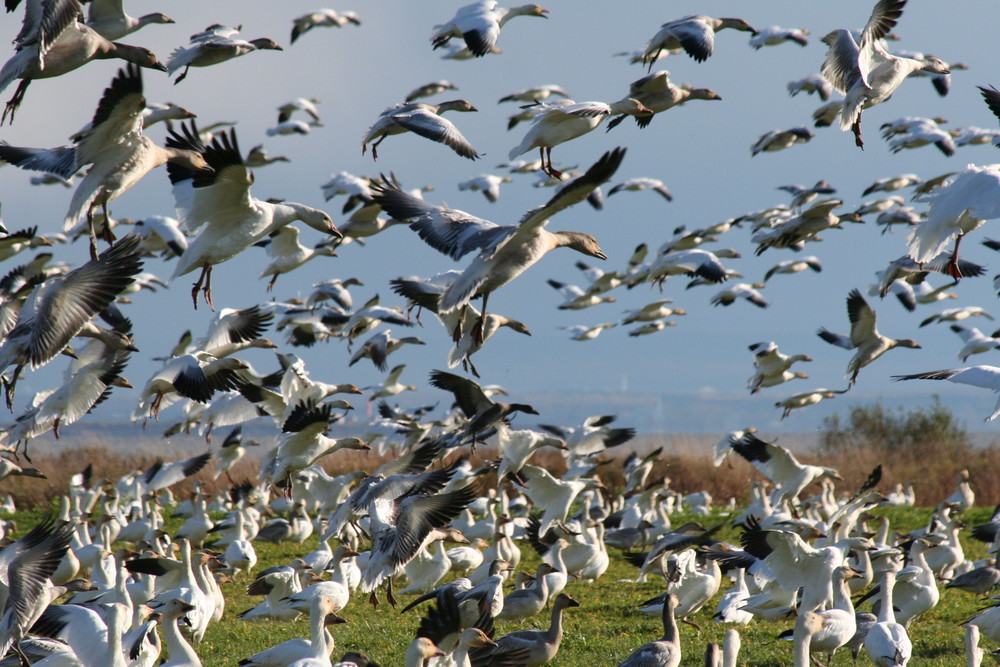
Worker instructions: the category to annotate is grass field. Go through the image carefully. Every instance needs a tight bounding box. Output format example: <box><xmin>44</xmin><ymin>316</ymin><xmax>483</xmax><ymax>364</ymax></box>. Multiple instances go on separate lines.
<box><xmin>12</xmin><ymin>503</ymin><xmax>995</xmax><ymax>666</ymax></box>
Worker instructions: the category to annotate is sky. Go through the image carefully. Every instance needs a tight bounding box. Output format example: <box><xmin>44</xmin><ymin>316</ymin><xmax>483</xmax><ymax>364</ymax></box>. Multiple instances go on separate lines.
<box><xmin>2</xmin><ymin>1</ymin><xmax>1000</xmax><ymax>439</ymax></box>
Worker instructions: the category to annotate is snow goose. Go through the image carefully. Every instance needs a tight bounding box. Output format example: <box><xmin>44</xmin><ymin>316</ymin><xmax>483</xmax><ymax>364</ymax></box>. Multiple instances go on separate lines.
<box><xmin>905</xmin><ymin>163</ymin><xmax>1000</xmax><ymax>278</ymax></box>
<box><xmin>0</xmin><ymin>1</ymin><xmax>167</xmax><ymax>123</ymax></box>
<box><xmin>609</xmin><ymin>177</ymin><xmax>673</xmax><ymax>202</ymax></box>
<box><xmin>0</xmin><ymin>235</ymin><xmax>142</xmax><ymax>411</ymax></box>
<box><xmin>166</xmin><ymin>26</ymin><xmax>282</xmax><ymax>84</ymax></box>
<box><xmin>361</xmin><ymin>483</ymin><xmax>479</xmax><ymax>606</ymax></box>
<box><xmin>361</xmin><ymin>100</ymin><xmax>480</xmax><ymax>160</ymax></box>
<box><xmin>746</xmin><ymin>341</ymin><xmax>811</xmax><ymax>394</ymax></box>
<box><xmin>348</xmin><ymin>329</ymin><xmax>425</xmax><ymax>371</ymax></box>
<box><xmin>373</xmin><ymin>148</ymin><xmax>623</xmax><ymax>327</ymax></box>
<box><xmin>136</xmin><ymin>352</ymin><xmax>246</xmax><ymax>419</ymax></box>
<box><xmin>259</xmin><ymin>226</ymin><xmax>338</xmax><ymax>291</ymax></box>
<box><xmin>405</xmin><ymin>80</ymin><xmax>458</xmax><ymax>103</ymax></box>
<box><xmin>430</xmin><ymin>2</ymin><xmax>549</xmax><ymax>57</ymax></box>
<box><xmin>429</xmin><ymin>370</ymin><xmax>538</xmax><ymax>444</ymax></box>
<box><xmin>817</xmin><ymin>288</ymin><xmax>920</xmax><ymax>385</ymax></box>
<box><xmin>751</xmin><ymin>127</ymin><xmax>813</xmax><ymax>156</ymax></box>
<box><xmin>641</xmin><ymin>15</ymin><xmax>757</xmax><ymax>65</ymax></box>
<box><xmin>244</xmin><ymin>144</ymin><xmax>289</xmax><ymax>168</ymax></box>
<box><xmin>763</xmin><ymin>256</ymin><xmax>822</xmax><ymax>283</ymax></box>
<box><xmin>884</xmin><ymin>123</ymin><xmax>955</xmax><ymax>156</ymax></box>
<box><xmin>750</xmin><ymin>26</ymin><xmax>809</xmax><ymax>50</ymax></box>
<box><xmin>266</xmin><ymin>120</ymin><xmax>320</xmax><ymax>136</ymax></box>
<box><xmin>519</xmin><ymin>464</ymin><xmax>601</xmax><ymax>538</ymax></box>
<box><xmin>0</xmin><ymin>517</ymin><xmax>75</xmax><ymax>658</ymax></box>
<box><xmin>0</xmin><ymin>65</ymin><xmax>208</xmax><ymax>256</ymax></box>
<box><xmin>239</xmin><ymin>595</ymin><xmax>344</xmax><ymax>667</ymax></box>
<box><xmin>496</xmin><ymin>562</ymin><xmax>554</xmax><ymax>621</ymax></box>
<box><xmin>491</xmin><ymin>593</ymin><xmax>579</xmax><ymax>665</ymax></box>
<box><xmin>165</xmin><ymin>123</ymin><xmax>339</xmax><ymax>309</ymax></box>
<box><xmin>949</xmin><ymin>325</ymin><xmax>1000</xmax><ymax>362</ymax></box>
<box><xmin>710</xmin><ymin>282</ymin><xmax>767</xmax><ymax>308</ymax></box>
<box><xmin>820</xmin><ymin>0</ymin><xmax>950</xmax><ymax>147</ymax></box>
<box><xmin>547</xmin><ymin>279</ymin><xmax>615</xmax><ymax>310</ymax></box>
<box><xmin>561</xmin><ymin>322</ymin><xmax>614</xmax><ymax>341</ymax></box>
<box><xmin>30</xmin><ymin>345</ymin><xmax>132</xmax><ymax>440</ymax></box>
<box><xmin>778</xmin><ymin>565</ymin><xmax>859</xmax><ymax>663</ymax></box>
<box><xmin>949</xmin><ymin>563</ymin><xmax>1000</xmax><ymax>595</ymax></box>
<box><xmin>728</xmin><ymin>432</ymin><xmax>841</xmax><ymax>504</ymax></box>
<box><xmin>270</xmin><ymin>401</ymin><xmax>368</xmax><ymax>485</ymax></box>
<box><xmin>290</xmin><ymin>10</ymin><xmax>361</xmax><ymax>43</ymax></box>
<box><xmin>499</xmin><ymin>85</ymin><xmax>569</xmax><ymax>103</ymax></box>
<box><xmin>792</xmin><ymin>611</ymin><xmax>825</xmax><ymax>667</ymax></box>
<box><xmin>85</xmin><ymin>0</ymin><xmax>174</xmax><ymax>40</ymax></box>
<box><xmin>641</xmin><ymin>248</ymin><xmax>739</xmax><ymax>287</ymax></box>
<box><xmin>458</xmin><ymin>174</ymin><xmax>514</xmax><ymax>203</ymax></box>
<box><xmin>787</xmin><ymin>74</ymin><xmax>833</xmax><ymax>101</ymax></box>
<box><xmin>159</xmin><ymin>598</ymin><xmax>203</xmax><ymax>667</ymax></box>
<box><xmin>864</xmin><ymin>570</ymin><xmax>911</xmax><ymax>667</ymax></box>
<box><xmin>618</xmin><ymin>592</ymin><xmax>680</xmax><ymax>667</ymax></box>
<box><xmin>509</xmin><ymin>101</ymin><xmax>647</xmax><ymax>177</ymax></box>
<box><xmin>495</xmin><ymin>425</ymin><xmax>565</xmax><ymax>482</ymax></box>
<box><xmin>622</xmin><ymin>300</ymin><xmax>685</xmax><ymax>324</ymax></box>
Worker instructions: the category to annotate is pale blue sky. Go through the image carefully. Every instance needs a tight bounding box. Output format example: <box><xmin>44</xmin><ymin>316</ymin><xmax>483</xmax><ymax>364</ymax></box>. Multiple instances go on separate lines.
<box><xmin>2</xmin><ymin>1</ymin><xmax>1000</xmax><ymax>435</ymax></box>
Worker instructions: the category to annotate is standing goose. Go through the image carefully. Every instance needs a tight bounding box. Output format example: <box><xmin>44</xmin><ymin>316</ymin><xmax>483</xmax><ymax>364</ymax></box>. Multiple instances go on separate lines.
<box><xmin>361</xmin><ymin>100</ymin><xmax>480</xmax><ymax>160</ymax></box>
<box><xmin>430</xmin><ymin>2</ymin><xmax>549</xmax><ymax>57</ymax></box>
<box><xmin>820</xmin><ymin>0</ymin><xmax>950</xmax><ymax>147</ymax></box>
<box><xmin>0</xmin><ymin>0</ymin><xmax>167</xmax><ymax>123</ymax></box>
<box><xmin>864</xmin><ymin>570</ymin><xmax>911</xmax><ymax>666</ymax></box>
<box><xmin>165</xmin><ymin>122</ymin><xmax>340</xmax><ymax>309</ymax></box>
<box><xmin>373</xmin><ymin>148</ymin><xmax>624</xmax><ymax>334</ymax></box>
<box><xmin>490</xmin><ymin>593</ymin><xmax>579</xmax><ymax>665</ymax></box>
<box><xmin>618</xmin><ymin>592</ymin><xmax>680</xmax><ymax>667</ymax></box>
<box><xmin>641</xmin><ymin>15</ymin><xmax>757</xmax><ymax>66</ymax></box>
<box><xmin>817</xmin><ymin>288</ymin><xmax>920</xmax><ymax>385</ymax></box>
<box><xmin>0</xmin><ymin>65</ymin><xmax>209</xmax><ymax>257</ymax></box>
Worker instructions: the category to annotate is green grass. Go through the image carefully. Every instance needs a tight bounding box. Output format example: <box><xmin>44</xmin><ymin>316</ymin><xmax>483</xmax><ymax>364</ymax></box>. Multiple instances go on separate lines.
<box><xmin>13</xmin><ymin>504</ymin><xmax>996</xmax><ymax>666</ymax></box>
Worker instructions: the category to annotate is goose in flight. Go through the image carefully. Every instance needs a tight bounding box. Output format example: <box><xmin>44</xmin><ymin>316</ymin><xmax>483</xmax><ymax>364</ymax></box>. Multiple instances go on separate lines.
<box><xmin>361</xmin><ymin>100</ymin><xmax>480</xmax><ymax>160</ymax></box>
<box><xmin>290</xmin><ymin>9</ymin><xmax>361</xmax><ymax>43</ymax></box>
<box><xmin>430</xmin><ymin>2</ymin><xmax>549</xmax><ymax>57</ymax></box>
<box><xmin>817</xmin><ymin>288</ymin><xmax>920</xmax><ymax>385</ymax></box>
<box><xmin>820</xmin><ymin>0</ymin><xmax>950</xmax><ymax>147</ymax></box>
<box><xmin>0</xmin><ymin>235</ymin><xmax>142</xmax><ymax>411</ymax></box>
<box><xmin>640</xmin><ymin>15</ymin><xmax>757</xmax><ymax>67</ymax></box>
<box><xmin>372</xmin><ymin>148</ymin><xmax>624</xmax><ymax>338</ymax></box>
<box><xmin>165</xmin><ymin>122</ymin><xmax>340</xmax><ymax>309</ymax></box>
<box><xmin>0</xmin><ymin>0</ymin><xmax>167</xmax><ymax>123</ymax></box>
<box><xmin>0</xmin><ymin>65</ymin><xmax>208</xmax><ymax>258</ymax></box>
<box><xmin>893</xmin><ymin>366</ymin><xmax>1000</xmax><ymax>421</ymax></box>
<box><xmin>508</xmin><ymin>101</ymin><xmax>647</xmax><ymax>177</ymax></box>
<box><xmin>166</xmin><ymin>25</ymin><xmax>282</xmax><ymax>84</ymax></box>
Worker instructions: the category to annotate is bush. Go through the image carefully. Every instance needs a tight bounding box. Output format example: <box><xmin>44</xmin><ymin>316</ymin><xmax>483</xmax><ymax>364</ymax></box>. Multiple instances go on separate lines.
<box><xmin>818</xmin><ymin>396</ymin><xmax>971</xmax><ymax>456</ymax></box>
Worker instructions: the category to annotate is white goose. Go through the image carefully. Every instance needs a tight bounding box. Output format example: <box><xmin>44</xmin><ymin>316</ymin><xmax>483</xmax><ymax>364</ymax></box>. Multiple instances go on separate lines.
<box><xmin>508</xmin><ymin>101</ymin><xmax>648</xmax><ymax>177</ymax></box>
<box><xmin>817</xmin><ymin>288</ymin><xmax>920</xmax><ymax>385</ymax></box>
<box><xmin>361</xmin><ymin>100</ymin><xmax>480</xmax><ymax>160</ymax></box>
<box><xmin>85</xmin><ymin>0</ymin><xmax>174</xmax><ymax>40</ymax></box>
<box><xmin>259</xmin><ymin>226</ymin><xmax>338</xmax><ymax>291</ymax></box>
<box><xmin>239</xmin><ymin>595</ymin><xmax>343</xmax><ymax>667</ymax></box>
<box><xmin>166</xmin><ymin>25</ymin><xmax>282</xmax><ymax>84</ymax></box>
<box><xmin>373</xmin><ymin>148</ymin><xmax>623</xmax><ymax>322</ymax></box>
<box><xmin>165</xmin><ymin>122</ymin><xmax>340</xmax><ymax>308</ymax></box>
<box><xmin>0</xmin><ymin>65</ymin><xmax>207</xmax><ymax>255</ymax></box>
<box><xmin>430</xmin><ymin>2</ymin><xmax>549</xmax><ymax>57</ymax></box>
<box><xmin>820</xmin><ymin>0</ymin><xmax>950</xmax><ymax>147</ymax></box>
<box><xmin>0</xmin><ymin>1</ymin><xmax>167</xmax><ymax>122</ymax></box>
<box><xmin>864</xmin><ymin>570</ymin><xmax>911</xmax><ymax>666</ymax></box>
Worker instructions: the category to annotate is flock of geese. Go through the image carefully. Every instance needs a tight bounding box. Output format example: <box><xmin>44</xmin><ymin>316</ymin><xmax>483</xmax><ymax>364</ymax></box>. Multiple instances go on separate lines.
<box><xmin>0</xmin><ymin>0</ymin><xmax>999</xmax><ymax>664</ymax></box>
